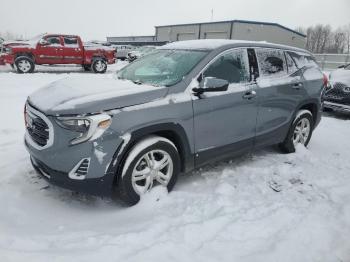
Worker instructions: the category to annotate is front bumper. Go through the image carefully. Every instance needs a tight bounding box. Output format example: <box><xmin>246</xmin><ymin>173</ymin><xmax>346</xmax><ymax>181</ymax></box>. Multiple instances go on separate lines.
<box><xmin>31</xmin><ymin>156</ymin><xmax>115</xmax><ymax>196</ymax></box>
<box><xmin>0</xmin><ymin>53</ymin><xmax>14</xmax><ymax>64</ymax></box>
<box><xmin>323</xmin><ymin>101</ymin><xmax>350</xmax><ymax>114</ymax></box>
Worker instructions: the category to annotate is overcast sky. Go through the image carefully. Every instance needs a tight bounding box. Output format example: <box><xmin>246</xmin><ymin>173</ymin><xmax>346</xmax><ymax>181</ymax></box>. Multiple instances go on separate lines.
<box><xmin>1</xmin><ymin>0</ymin><xmax>349</xmax><ymax>41</ymax></box>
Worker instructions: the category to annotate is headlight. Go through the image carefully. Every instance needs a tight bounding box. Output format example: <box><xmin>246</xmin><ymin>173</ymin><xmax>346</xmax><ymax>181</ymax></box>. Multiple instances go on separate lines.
<box><xmin>56</xmin><ymin>114</ymin><xmax>112</xmax><ymax>145</ymax></box>
<box><xmin>4</xmin><ymin>47</ymin><xmax>12</xmax><ymax>54</ymax></box>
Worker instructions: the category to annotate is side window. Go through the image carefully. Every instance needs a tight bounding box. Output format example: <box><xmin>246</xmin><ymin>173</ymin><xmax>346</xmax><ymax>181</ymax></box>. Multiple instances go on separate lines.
<box><xmin>203</xmin><ymin>49</ymin><xmax>250</xmax><ymax>84</ymax></box>
<box><xmin>256</xmin><ymin>48</ymin><xmax>287</xmax><ymax>77</ymax></box>
<box><xmin>46</xmin><ymin>36</ymin><xmax>61</xmax><ymax>46</ymax></box>
<box><xmin>64</xmin><ymin>37</ymin><xmax>79</xmax><ymax>47</ymax></box>
<box><xmin>288</xmin><ymin>52</ymin><xmax>318</xmax><ymax>68</ymax></box>
<box><xmin>285</xmin><ymin>52</ymin><xmax>298</xmax><ymax>74</ymax></box>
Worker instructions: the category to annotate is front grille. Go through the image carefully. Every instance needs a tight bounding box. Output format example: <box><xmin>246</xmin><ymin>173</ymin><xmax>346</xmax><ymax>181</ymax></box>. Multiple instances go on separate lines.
<box><xmin>26</xmin><ymin>105</ymin><xmax>52</xmax><ymax>148</ymax></box>
<box><xmin>324</xmin><ymin>82</ymin><xmax>350</xmax><ymax>104</ymax></box>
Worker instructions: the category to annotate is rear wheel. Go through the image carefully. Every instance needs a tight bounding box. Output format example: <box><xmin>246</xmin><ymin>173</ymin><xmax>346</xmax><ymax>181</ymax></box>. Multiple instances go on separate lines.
<box><xmin>116</xmin><ymin>136</ymin><xmax>180</xmax><ymax>206</ymax></box>
<box><xmin>279</xmin><ymin>110</ymin><xmax>313</xmax><ymax>153</ymax></box>
<box><xmin>91</xmin><ymin>59</ymin><xmax>107</xmax><ymax>73</ymax></box>
<box><xmin>15</xmin><ymin>56</ymin><xmax>35</xmax><ymax>73</ymax></box>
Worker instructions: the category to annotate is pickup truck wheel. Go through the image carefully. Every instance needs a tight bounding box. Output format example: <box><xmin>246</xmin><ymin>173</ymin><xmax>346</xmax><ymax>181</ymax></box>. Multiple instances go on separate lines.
<box><xmin>15</xmin><ymin>56</ymin><xmax>35</xmax><ymax>73</ymax></box>
<box><xmin>116</xmin><ymin>136</ymin><xmax>180</xmax><ymax>206</ymax></box>
<box><xmin>92</xmin><ymin>59</ymin><xmax>107</xmax><ymax>73</ymax></box>
<box><xmin>279</xmin><ymin>110</ymin><xmax>313</xmax><ymax>153</ymax></box>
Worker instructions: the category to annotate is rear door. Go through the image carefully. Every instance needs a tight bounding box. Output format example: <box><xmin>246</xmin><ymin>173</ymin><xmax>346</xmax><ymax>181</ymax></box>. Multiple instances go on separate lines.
<box><xmin>36</xmin><ymin>35</ymin><xmax>64</xmax><ymax>64</ymax></box>
<box><xmin>192</xmin><ymin>48</ymin><xmax>259</xmax><ymax>165</ymax></box>
<box><xmin>254</xmin><ymin>48</ymin><xmax>308</xmax><ymax>147</ymax></box>
<box><xmin>61</xmin><ymin>36</ymin><xmax>83</xmax><ymax>64</ymax></box>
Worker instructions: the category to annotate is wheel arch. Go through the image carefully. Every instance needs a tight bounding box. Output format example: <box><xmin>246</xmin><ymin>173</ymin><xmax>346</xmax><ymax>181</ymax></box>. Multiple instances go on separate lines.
<box><xmin>108</xmin><ymin>123</ymin><xmax>194</xmax><ymax>188</ymax></box>
<box><xmin>15</xmin><ymin>53</ymin><xmax>35</xmax><ymax>62</ymax></box>
<box><xmin>296</xmin><ymin>100</ymin><xmax>320</xmax><ymax>128</ymax></box>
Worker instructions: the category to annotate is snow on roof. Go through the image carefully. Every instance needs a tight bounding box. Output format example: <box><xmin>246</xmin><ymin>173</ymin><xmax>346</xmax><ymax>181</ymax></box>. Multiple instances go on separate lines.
<box><xmin>159</xmin><ymin>39</ymin><xmax>256</xmax><ymax>50</ymax></box>
<box><xmin>159</xmin><ymin>39</ymin><xmax>309</xmax><ymax>53</ymax></box>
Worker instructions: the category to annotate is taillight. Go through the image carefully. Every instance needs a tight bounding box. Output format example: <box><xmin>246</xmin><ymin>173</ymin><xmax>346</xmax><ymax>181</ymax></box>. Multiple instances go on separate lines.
<box><xmin>323</xmin><ymin>73</ymin><xmax>328</xmax><ymax>87</ymax></box>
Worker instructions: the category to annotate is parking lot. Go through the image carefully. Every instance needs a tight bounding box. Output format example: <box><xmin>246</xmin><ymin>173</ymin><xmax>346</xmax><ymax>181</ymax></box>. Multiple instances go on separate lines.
<box><xmin>0</xmin><ymin>63</ymin><xmax>350</xmax><ymax>262</ymax></box>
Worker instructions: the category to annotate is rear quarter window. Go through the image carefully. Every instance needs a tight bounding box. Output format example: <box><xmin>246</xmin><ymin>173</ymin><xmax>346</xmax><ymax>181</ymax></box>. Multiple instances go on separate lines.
<box><xmin>288</xmin><ymin>51</ymin><xmax>318</xmax><ymax>69</ymax></box>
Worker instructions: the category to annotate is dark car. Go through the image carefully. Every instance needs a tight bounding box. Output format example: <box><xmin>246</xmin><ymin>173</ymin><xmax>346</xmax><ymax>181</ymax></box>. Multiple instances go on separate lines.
<box><xmin>25</xmin><ymin>40</ymin><xmax>324</xmax><ymax>206</ymax></box>
<box><xmin>323</xmin><ymin>64</ymin><xmax>350</xmax><ymax>113</ymax></box>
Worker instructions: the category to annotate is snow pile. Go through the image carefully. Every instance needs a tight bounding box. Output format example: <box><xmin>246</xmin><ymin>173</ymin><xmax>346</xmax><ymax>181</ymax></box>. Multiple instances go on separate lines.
<box><xmin>0</xmin><ymin>64</ymin><xmax>350</xmax><ymax>262</ymax></box>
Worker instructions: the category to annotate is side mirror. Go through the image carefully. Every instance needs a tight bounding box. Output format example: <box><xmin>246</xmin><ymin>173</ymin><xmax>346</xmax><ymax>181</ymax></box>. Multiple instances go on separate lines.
<box><xmin>39</xmin><ymin>39</ymin><xmax>49</xmax><ymax>46</ymax></box>
<box><xmin>193</xmin><ymin>77</ymin><xmax>229</xmax><ymax>94</ymax></box>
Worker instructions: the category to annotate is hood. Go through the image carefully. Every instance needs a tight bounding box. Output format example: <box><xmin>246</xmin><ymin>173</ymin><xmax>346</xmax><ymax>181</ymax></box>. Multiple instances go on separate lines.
<box><xmin>28</xmin><ymin>75</ymin><xmax>168</xmax><ymax>115</ymax></box>
<box><xmin>2</xmin><ymin>40</ymin><xmax>33</xmax><ymax>47</ymax></box>
<box><xmin>330</xmin><ymin>69</ymin><xmax>350</xmax><ymax>86</ymax></box>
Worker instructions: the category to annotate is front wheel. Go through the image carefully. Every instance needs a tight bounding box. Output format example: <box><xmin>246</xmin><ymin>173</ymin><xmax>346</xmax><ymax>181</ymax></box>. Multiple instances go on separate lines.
<box><xmin>279</xmin><ymin>110</ymin><xmax>313</xmax><ymax>153</ymax></box>
<box><xmin>15</xmin><ymin>56</ymin><xmax>35</xmax><ymax>73</ymax></box>
<box><xmin>91</xmin><ymin>59</ymin><xmax>107</xmax><ymax>73</ymax></box>
<box><xmin>116</xmin><ymin>136</ymin><xmax>180</xmax><ymax>206</ymax></box>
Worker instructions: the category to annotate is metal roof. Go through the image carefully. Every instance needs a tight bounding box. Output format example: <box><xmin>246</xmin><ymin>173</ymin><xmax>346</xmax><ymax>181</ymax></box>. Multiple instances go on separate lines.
<box><xmin>155</xmin><ymin>19</ymin><xmax>306</xmax><ymax>38</ymax></box>
<box><xmin>158</xmin><ymin>39</ymin><xmax>309</xmax><ymax>54</ymax></box>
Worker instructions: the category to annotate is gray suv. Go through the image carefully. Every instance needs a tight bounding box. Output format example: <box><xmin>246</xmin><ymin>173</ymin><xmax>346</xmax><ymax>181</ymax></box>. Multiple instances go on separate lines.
<box><xmin>25</xmin><ymin>40</ymin><xmax>324</xmax><ymax>205</ymax></box>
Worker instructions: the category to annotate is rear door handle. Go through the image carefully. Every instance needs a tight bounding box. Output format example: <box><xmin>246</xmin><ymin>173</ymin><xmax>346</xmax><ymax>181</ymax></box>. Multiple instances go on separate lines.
<box><xmin>292</xmin><ymin>82</ymin><xmax>303</xmax><ymax>89</ymax></box>
<box><xmin>242</xmin><ymin>90</ymin><xmax>257</xmax><ymax>100</ymax></box>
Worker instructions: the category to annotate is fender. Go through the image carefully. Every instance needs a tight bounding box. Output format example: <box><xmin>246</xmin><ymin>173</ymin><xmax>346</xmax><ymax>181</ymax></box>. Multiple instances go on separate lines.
<box><xmin>105</xmin><ymin>122</ymin><xmax>194</xmax><ymax>187</ymax></box>
<box><xmin>295</xmin><ymin>98</ymin><xmax>321</xmax><ymax>129</ymax></box>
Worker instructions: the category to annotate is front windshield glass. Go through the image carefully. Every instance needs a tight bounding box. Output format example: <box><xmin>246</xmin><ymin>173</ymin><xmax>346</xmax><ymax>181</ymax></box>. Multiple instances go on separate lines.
<box><xmin>29</xmin><ymin>34</ymin><xmax>45</xmax><ymax>42</ymax></box>
<box><xmin>117</xmin><ymin>49</ymin><xmax>208</xmax><ymax>86</ymax></box>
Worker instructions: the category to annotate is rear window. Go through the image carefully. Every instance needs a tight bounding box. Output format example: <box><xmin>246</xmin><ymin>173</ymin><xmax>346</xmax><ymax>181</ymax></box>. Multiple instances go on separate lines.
<box><xmin>288</xmin><ymin>52</ymin><xmax>318</xmax><ymax>69</ymax></box>
<box><xmin>255</xmin><ymin>48</ymin><xmax>287</xmax><ymax>77</ymax></box>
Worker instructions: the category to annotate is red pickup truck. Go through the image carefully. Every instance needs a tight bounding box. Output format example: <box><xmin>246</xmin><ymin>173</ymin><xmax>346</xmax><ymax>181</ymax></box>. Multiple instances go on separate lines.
<box><xmin>0</xmin><ymin>34</ymin><xmax>116</xmax><ymax>73</ymax></box>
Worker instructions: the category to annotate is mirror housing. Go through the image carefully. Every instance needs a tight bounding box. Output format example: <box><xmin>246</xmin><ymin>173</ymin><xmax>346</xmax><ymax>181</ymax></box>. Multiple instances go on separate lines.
<box><xmin>193</xmin><ymin>77</ymin><xmax>229</xmax><ymax>94</ymax></box>
<box><xmin>39</xmin><ymin>38</ymin><xmax>49</xmax><ymax>46</ymax></box>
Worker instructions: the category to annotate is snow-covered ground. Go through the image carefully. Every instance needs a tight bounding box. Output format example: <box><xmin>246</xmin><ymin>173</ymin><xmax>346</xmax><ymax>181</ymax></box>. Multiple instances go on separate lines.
<box><xmin>0</xmin><ymin>63</ymin><xmax>350</xmax><ymax>262</ymax></box>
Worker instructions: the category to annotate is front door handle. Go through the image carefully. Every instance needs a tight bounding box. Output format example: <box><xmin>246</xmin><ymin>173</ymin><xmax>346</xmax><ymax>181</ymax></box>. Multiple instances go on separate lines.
<box><xmin>242</xmin><ymin>90</ymin><xmax>257</xmax><ymax>100</ymax></box>
<box><xmin>292</xmin><ymin>82</ymin><xmax>303</xmax><ymax>89</ymax></box>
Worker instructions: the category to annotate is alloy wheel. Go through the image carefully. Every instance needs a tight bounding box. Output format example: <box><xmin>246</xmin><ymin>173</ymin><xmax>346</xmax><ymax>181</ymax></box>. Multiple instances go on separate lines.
<box><xmin>131</xmin><ymin>149</ymin><xmax>173</xmax><ymax>195</ymax></box>
<box><xmin>292</xmin><ymin>118</ymin><xmax>311</xmax><ymax>146</ymax></box>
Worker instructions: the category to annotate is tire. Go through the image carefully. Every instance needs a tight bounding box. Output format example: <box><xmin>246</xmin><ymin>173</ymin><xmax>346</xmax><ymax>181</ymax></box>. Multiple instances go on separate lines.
<box><xmin>116</xmin><ymin>136</ymin><xmax>180</xmax><ymax>206</ymax></box>
<box><xmin>279</xmin><ymin>110</ymin><xmax>313</xmax><ymax>153</ymax></box>
<box><xmin>82</xmin><ymin>64</ymin><xmax>91</xmax><ymax>71</ymax></box>
<box><xmin>15</xmin><ymin>56</ymin><xmax>35</xmax><ymax>73</ymax></box>
<box><xmin>91</xmin><ymin>58</ymin><xmax>107</xmax><ymax>73</ymax></box>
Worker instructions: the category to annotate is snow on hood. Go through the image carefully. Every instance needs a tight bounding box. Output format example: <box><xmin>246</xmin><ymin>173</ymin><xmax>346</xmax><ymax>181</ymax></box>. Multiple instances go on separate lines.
<box><xmin>2</xmin><ymin>40</ymin><xmax>36</xmax><ymax>48</ymax></box>
<box><xmin>28</xmin><ymin>75</ymin><xmax>167</xmax><ymax>115</ymax></box>
<box><xmin>330</xmin><ymin>69</ymin><xmax>350</xmax><ymax>86</ymax></box>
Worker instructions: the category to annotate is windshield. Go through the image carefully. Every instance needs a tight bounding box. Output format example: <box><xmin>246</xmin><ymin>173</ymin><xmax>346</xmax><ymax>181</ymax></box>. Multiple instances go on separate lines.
<box><xmin>117</xmin><ymin>49</ymin><xmax>208</xmax><ymax>86</ymax></box>
<box><xmin>29</xmin><ymin>34</ymin><xmax>46</xmax><ymax>42</ymax></box>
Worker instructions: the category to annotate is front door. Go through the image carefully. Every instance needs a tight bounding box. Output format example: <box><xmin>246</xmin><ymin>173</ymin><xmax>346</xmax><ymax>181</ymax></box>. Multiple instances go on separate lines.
<box><xmin>192</xmin><ymin>48</ymin><xmax>259</xmax><ymax>165</ymax></box>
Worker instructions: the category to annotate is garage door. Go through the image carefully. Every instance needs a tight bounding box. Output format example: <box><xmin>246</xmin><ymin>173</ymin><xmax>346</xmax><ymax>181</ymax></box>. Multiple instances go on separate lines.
<box><xmin>204</xmin><ymin>32</ymin><xmax>229</xmax><ymax>39</ymax></box>
<box><xmin>177</xmin><ymin>33</ymin><xmax>196</xmax><ymax>41</ymax></box>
